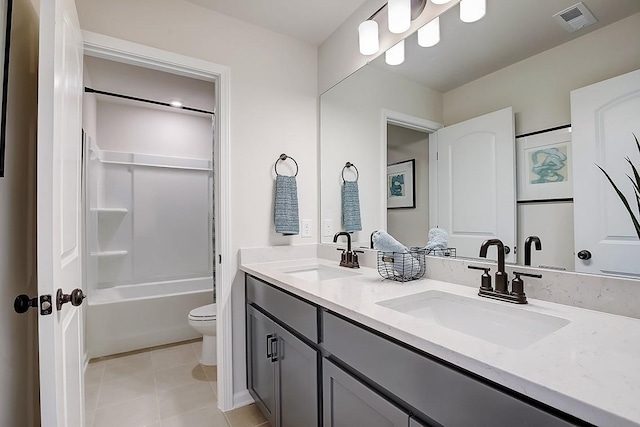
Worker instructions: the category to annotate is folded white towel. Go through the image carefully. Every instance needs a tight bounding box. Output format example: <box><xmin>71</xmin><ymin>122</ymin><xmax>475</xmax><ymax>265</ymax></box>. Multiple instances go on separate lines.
<box><xmin>425</xmin><ymin>228</ymin><xmax>448</xmax><ymax>251</ymax></box>
<box><xmin>372</xmin><ymin>230</ymin><xmax>421</xmax><ymax>279</ymax></box>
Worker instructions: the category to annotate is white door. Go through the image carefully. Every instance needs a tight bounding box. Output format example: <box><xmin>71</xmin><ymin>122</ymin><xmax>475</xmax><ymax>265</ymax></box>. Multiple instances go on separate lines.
<box><xmin>571</xmin><ymin>69</ymin><xmax>640</xmax><ymax>276</ymax></box>
<box><xmin>435</xmin><ymin>107</ymin><xmax>516</xmax><ymax>262</ymax></box>
<box><xmin>37</xmin><ymin>0</ymin><xmax>85</xmax><ymax>425</ymax></box>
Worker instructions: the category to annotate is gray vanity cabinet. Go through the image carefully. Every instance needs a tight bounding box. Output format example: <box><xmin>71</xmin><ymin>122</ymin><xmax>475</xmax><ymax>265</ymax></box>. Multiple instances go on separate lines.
<box><xmin>245</xmin><ymin>273</ymin><xmax>587</xmax><ymax>427</ymax></box>
<box><xmin>323</xmin><ymin>358</ymin><xmax>409</xmax><ymax>427</ymax></box>
<box><xmin>323</xmin><ymin>312</ymin><xmax>583</xmax><ymax>427</ymax></box>
<box><xmin>246</xmin><ymin>275</ymin><xmax>319</xmax><ymax>427</ymax></box>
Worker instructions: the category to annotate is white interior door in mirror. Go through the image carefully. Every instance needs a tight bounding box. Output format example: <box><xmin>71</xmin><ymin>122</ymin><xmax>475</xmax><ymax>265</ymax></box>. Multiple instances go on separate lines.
<box><xmin>37</xmin><ymin>0</ymin><xmax>85</xmax><ymax>425</ymax></box>
<box><xmin>435</xmin><ymin>107</ymin><xmax>516</xmax><ymax>262</ymax></box>
<box><xmin>571</xmin><ymin>69</ymin><xmax>640</xmax><ymax>277</ymax></box>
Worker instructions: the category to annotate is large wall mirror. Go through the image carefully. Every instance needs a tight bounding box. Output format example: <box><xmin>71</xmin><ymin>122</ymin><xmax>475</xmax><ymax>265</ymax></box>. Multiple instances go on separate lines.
<box><xmin>0</xmin><ymin>0</ymin><xmax>13</xmax><ymax>177</ymax></box>
<box><xmin>320</xmin><ymin>0</ymin><xmax>640</xmax><ymax>277</ymax></box>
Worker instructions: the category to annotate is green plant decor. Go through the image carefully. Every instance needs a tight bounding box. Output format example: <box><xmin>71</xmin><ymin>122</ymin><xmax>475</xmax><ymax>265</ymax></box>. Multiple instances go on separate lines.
<box><xmin>596</xmin><ymin>133</ymin><xmax>640</xmax><ymax>240</ymax></box>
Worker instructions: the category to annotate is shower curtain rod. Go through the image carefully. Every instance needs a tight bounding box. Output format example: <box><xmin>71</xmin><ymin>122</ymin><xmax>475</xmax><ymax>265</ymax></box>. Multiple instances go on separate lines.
<box><xmin>84</xmin><ymin>87</ymin><xmax>215</xmax><ymax>116</ymax></box>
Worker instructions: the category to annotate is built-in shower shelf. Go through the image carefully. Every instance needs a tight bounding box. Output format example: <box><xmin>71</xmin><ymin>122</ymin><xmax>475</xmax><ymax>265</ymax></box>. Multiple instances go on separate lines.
<box><xmin>91</xmin><ymin>208</ymin><xmax>128</xmax><ymax>214</ymax></box>
<box><xmin>91</xmin><ymin>250</ymin><xmax>128</xmax><ymax>257</ymax></box>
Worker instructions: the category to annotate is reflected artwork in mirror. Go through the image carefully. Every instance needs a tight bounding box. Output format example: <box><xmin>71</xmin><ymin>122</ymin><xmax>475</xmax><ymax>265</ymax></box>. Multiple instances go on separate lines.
<box><xmin>319</xmin><ymin>0</ymin><xmax>640</xmax><ymax>277</ymax></box>
<box><xmin>0</xmin><ymin>0</ymin><xmax>12</xmax><ymax>177</ymax></box>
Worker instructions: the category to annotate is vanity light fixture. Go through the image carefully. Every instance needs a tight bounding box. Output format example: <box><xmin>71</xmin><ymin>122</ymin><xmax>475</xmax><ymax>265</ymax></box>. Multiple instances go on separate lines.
<box><xmin>430</xmin><ymin>0</ymin><xmax>452</xmax><ymax>4</ymax></box>
<box><xmin>359</xmin><ymin>20</ymin><xmax>380</xmax><ymax>55</ymax></box>
<box><xmin>460</xmin><ymin>0</ymin><xmax>486</xmax><ymax>23</ymax></box>
<box><xmin>418</xmin><ymin>16</ymin><xmax>440</xmax><ymax>47</ymax></box>
<box><xmin>385</xmin><ymin>40</ymin><xmax>405</xmax><ymax>65</ymax></box>
<box><xmin>388</xmin><ymin>0</ymin><xmax>412</xmax><ymax>34</ymax></box>
<box><xmin>169</xmin><ymin>99</ymin><xmax>183</xmax><ymax>108</ymax></box>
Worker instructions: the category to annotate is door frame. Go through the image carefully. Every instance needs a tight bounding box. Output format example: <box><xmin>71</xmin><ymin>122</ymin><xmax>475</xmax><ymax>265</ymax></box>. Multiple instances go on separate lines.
<box><xmin>81</xmin><ymin>31</ymin><xmax>234</xmax><ymax>410</ymax></box>
<box><xmin>380</xmin><ymin>109</ymin><xmax>442</xmax><ymax>231</ymax></box>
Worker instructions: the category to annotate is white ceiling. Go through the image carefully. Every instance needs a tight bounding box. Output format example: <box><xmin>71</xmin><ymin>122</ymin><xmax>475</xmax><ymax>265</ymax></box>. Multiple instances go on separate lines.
<box><xmin>184</xmin><ymin>0</ymin><xmax>370</xmax><ymax>45</ymax></box>
<box><xmin>371</xmin><ymin>0</ymin><xmax>640</xmax><ymax>92</ymax></box>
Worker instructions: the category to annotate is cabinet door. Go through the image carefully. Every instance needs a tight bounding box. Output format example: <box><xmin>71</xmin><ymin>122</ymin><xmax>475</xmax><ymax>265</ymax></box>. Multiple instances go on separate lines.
<box><xmin>323</xmin><ymin>359</ymin><xmax>408</xmax><ymax>427</ymax></box>
<box><xmin>275</xmin><ymin>324</ymin><xmax>319</xmax><ymax>427</ymax></box>
<box><xmin>246</xmin><ymin>306</ymin><xmax>277</xmax><ymax>426</ymax></box>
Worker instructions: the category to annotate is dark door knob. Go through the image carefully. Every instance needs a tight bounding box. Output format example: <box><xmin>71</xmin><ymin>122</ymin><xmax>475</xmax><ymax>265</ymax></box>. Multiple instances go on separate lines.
<box><xmin>504</xmin><ymin>246</ymin><xmax>511</xmax><ymax>255</ymax></box>
<box><xmin>577</xmin><ymin>250</ymin><xmax>592</xmax><ymax>260</ymax></box>
<box><xmin>56</xmin><ymin>288</ymin><xmax>86</xmax><ymax>311</ymax></box>
<box><xmin>14</xmin><ymin>295</ymin><xmax>38</xmax><ymax>314</ymax></box>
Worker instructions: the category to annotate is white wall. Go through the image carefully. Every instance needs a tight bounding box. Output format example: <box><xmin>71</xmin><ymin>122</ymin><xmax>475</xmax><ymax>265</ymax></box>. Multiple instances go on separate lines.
<box><xmin>443</xmin><ymin>13</ymin><xmax>640</xmax><ymax>134</ymax></box>
<box><xmin>76</xmin><ymin>0</ymin><xmax>318</xmax><ymax>400</ymax></box>
<box><xmin>96</xmin><ymin>101</ymin><xmax>212</xmax><ymax>159</ymax></box>
<box><xmin>387</xmin><ymin>125</ymin><xmax>430</xmax><ymax>247</ymax></box>
<box><xmin>320</xmin><ymin>65</ymin><xmax>442</xmax><ymax>245</ymax></box>
<box><xmin>0</xmin><ymin>0</ymin><xmax>40</xmax><ymax>425</ymax></box>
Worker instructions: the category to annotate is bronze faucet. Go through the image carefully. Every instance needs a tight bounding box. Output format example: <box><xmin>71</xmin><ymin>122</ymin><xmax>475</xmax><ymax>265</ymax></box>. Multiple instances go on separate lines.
<box><xmin>524</xmin><ymin>236</ymin><xmax>542</xmax><ymax>266</ymax></box>
<box><xmin>479</xmin><ymin>239</ymin><xmax>508</xmax><ymax>293</ymax></box>
<box><xmin>333</xmin><ymin>232</ymin><xmax>361</xmax><ymax>268</ymax></box>
<box><xmin>471</xmin><ymin>238</ymin><xmax>541</xmax><ymax>304</ymax></box>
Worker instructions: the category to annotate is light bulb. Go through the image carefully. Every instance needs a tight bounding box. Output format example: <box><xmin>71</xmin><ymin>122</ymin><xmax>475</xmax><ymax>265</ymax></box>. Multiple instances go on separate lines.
<box><xmin>418</xmin><ymin>16</ymin><xmax>440</xmax><ymax>47</ymax></box>
<box><xmin>460</xmin><ymin>0</ymin><xmax>486</xmax><ymax>23</ymax></box>
<box><xmin>431</xmin><ymin>0</ymin><xmax>452</xmax><ymax>4</ymax></box>
<box><xmin>388</xmin><ymin>0</ymin><xmax>411</xmax><ymax>34</ymax></box>
<box><xmin>385</xmin><ymin>40</ymin><xmax>405</xmax><ymax>66</ymax></box>
<box><xmin>358</xmin><ymin>20</ymin><xmax>379</xmax><ymax>55</ymax></box>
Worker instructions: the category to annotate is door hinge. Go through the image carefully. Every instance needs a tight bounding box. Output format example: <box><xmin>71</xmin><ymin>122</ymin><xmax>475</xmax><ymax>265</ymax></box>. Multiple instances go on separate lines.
<box><xmin>218</xmin><ymin>254</ymin><xmax>222</xmax><ymax>264</ymax></box>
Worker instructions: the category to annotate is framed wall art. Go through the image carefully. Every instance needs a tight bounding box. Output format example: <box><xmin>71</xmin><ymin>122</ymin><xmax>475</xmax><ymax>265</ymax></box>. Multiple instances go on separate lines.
<box><xmin>517</xmin><ymin>126</ymin><xmax>572</xmax><ymax>202</ymax></box>
<box><xmin>387</xmin><ymin>159</ymin><xmax>415</xmax><ymax>209</ymax></box>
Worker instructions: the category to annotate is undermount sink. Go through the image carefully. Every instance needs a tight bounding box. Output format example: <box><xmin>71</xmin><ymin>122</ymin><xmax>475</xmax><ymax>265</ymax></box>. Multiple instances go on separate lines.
<box><xmin>280</xmin><ymin>264</ymin><xmax>361</xmax><ymax>282</ymax></box>
<box><xmin>377</xmin><ymin>290</ymin><xmax>570</xmax><ymax>349</ymax></box>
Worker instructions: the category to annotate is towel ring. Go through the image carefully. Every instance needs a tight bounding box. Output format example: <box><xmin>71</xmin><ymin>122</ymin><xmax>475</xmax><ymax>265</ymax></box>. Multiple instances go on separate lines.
<box><xmin>274</xmin><ymin>153</ymin><xmax>299</xmax><ymax>177</ymax></box>
<box><xmin>342</xmin><ymin>162</ymin><xmax>359</xmax><ymax>182</ymax></box>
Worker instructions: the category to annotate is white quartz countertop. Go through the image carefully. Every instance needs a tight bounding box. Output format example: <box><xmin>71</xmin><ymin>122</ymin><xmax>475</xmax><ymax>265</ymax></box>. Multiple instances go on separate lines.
<box><xmin>240</xmin><ymin>257</ymin><xmax>640</xmax><ymax>427</ymax></box>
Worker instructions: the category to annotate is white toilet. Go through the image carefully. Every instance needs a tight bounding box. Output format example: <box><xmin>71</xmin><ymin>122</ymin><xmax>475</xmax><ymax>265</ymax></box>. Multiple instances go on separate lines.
<box><xmin>188</xmin><ymin>303</ymin><xmax>217</xmax><ymax>366</ymax></box>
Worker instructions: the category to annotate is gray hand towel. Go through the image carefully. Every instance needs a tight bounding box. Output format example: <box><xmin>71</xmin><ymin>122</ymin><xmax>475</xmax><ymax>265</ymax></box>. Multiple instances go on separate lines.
<box><xmin>275</xmin><ymin>175</ymin><xmax>299</xmax><ymax>235</ymax></box>
<box><xmin>342</xmin><ymin>181</ymin><xmax>362</xmax><ymax>232</ymax></box>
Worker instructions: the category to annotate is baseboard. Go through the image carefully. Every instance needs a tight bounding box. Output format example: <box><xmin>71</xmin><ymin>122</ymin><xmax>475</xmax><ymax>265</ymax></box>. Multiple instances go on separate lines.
<box><xmin>232</xmin><ymin>389</ymin><xmax>254</xmax><ymax>410</ymax></box>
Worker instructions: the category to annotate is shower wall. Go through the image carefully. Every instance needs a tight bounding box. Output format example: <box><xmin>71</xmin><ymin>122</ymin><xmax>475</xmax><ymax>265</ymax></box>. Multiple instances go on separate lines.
<box><xmin>84</xmin><ymin>99</ymin><xmax>214</xmax><ymax>358</ymax></box>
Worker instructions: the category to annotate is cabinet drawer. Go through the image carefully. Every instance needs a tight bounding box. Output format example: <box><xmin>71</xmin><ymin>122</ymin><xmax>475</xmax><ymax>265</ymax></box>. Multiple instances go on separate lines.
<box><xmin>322</xmin><ymin>311</ymin><xmax>583</xmax><ymax>427</ymax></box>
<box><xmin>246</xmin><ymin>274</ymin><xmax>318</xmax><ymax>342</ymax></box>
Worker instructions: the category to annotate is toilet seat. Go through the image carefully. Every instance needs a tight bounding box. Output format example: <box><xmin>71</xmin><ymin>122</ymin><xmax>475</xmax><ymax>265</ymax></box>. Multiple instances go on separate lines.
<box><xmin>189</xmin><ymin>303</ymin><xmax>216</xmax><ymax>321</ymax></box>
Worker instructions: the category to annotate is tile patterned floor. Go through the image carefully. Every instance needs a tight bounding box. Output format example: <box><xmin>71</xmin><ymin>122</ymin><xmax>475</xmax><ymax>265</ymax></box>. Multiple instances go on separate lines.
<box><xmin>85</xmin><ymin>340</ymin><xmax>270</xmax><ymax>427</ymax></box>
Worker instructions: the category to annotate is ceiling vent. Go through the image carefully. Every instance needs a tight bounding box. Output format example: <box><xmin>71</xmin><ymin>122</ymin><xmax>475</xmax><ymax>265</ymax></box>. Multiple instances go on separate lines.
<box><xmin>553</xmin><ymin>2</ymin><xmax>597</xmax><ymax>33</ymax></box>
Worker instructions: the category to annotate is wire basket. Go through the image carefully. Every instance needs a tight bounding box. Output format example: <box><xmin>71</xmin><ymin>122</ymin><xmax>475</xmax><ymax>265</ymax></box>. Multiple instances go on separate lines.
<box><xmin>426</xmin><ymin>247</ymin><xmax>456</xmax><ymax>258</ymax></box>
<box><xmin>377</xmin><ymin>249</ymin><xmax>426</xmax><ymax>282</ymax></box>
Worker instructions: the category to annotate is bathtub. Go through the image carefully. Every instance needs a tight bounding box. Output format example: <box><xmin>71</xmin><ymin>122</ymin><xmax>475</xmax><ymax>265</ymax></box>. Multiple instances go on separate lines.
<box><xmin>85</xmin><ymin>276</ymin><xmax>214</xmax><ymax>359</ymax></box>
